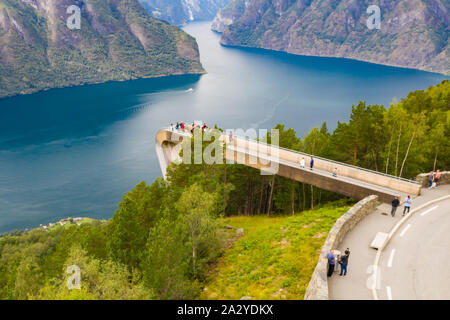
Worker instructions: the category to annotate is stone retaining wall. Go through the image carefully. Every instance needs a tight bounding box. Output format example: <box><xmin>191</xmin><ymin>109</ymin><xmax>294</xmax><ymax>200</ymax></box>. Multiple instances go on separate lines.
<box><xmin>304</xmin><ymin>195</ymin><xmax>379</xmax><ymax>300</ymax></box>
<box><xmin>416</xmin><ymin>171</ymin><xmax>450</xmax><ymax>187</ymax></box>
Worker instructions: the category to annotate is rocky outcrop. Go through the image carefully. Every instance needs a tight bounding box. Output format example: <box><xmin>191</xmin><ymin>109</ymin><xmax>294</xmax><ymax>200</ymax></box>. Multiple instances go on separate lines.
<box><xmin>211</xmin><ymin>0</ymin><xmax>247</xmax><ymax>32</ymax></box>
<box><xmin>0</xmin><ymin>0</ymin><xmax>204</xmax><ymax>98</ymax></box>
<box><xmin>304</xmin><ymin>195</ymin><xmax>378</xmax><ymax>300</ymax></box>
<box><xmin>139</xmin><ymin>0</ymin><xmax>230</xmax><ymax>26</ymax></box>
<box><xmin>213</xmin><ymin>0</ymin><xmax>449</xmax><ymax>75</ymax></box>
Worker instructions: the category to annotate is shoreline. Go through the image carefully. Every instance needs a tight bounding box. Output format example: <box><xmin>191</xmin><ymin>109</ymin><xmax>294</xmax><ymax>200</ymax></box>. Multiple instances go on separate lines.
<box><xmin>217</xmin><ymin>41</ymin><xmax>449</xmax><ymax>76</ymax></box>
<box><xmin>0</xmin><ymin>216</ymin><xmax>106</xmax><ymax>237</ymax></box>
<box><xmin>0</xmin><ymin>70</ymin><xmax>207</xmax><ymax>101</ymax></box>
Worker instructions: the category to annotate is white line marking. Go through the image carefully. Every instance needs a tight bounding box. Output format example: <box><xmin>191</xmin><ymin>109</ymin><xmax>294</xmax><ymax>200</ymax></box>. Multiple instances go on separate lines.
<box><xmin>387</xmin><ymin>249</ymin><xmax>396</xmax><ymax>268</ymax></box>
<box><xmin>420</xmin><ymin>205</ymin><xmax>439</xmax><ymax>216</ymax></box>
<box><xmin>400</xmin><ymin>224</ymin><xmax>411</xmax><ymax>237</ymax></box>
<box><xmin>386</xmin><ymin>286</ymin><xmax>392</xmax><ymax>300</ymax></box>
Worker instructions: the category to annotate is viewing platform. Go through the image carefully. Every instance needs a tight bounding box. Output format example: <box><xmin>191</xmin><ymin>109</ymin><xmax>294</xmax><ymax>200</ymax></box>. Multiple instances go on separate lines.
<box><xmin>156</xmin><ymin>127</ymin><xmax>421</xmax><ymax>203</ymax></box>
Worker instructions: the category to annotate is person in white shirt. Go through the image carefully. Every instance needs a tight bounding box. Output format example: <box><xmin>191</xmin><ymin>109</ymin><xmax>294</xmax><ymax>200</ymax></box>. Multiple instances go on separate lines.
<box><xmin>300</xmin><ymin>157</ymin><xmax>306</xmax><ymax>168</ymax></box>
<box><xmin>403</xmin><ymin>195</ymin><xmax>412</xmax><ymax>216</ymax></box>
<box><xmin>332</xmin><ymin>167</ymin><xmax>338</xmax><ymax>177</ymax></box>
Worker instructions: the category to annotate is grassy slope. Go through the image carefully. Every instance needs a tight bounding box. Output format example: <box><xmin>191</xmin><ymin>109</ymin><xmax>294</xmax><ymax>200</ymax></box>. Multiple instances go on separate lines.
<box><xmin>201</xmin><ymin>201</ymin><xmax>353</xmax><ymax>300</ymax></box>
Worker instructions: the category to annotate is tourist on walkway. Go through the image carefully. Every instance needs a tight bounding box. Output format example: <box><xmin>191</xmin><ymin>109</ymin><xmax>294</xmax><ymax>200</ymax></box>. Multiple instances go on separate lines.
<box><xmin>170</xmin><ymin>123</ymin><xmax>174</xmax><ymax>131</ymax></box>
<box><xmin>434</xmin><ymin>170</ymin><xmax>442</xmax><ymax>187</ymax></box>
<box><xmin>339</xmin><ymin>249</ymin><xmax>350</xmax><ymax>276</ymax></box>
<box><xmin>327</xmin><ymin>249</ymin><xmax>336</xmax><ymax>277</ymax></box>
<box><xmin>300</xmin><ymin>157</ymin><xmax>305</xmax><ymax>168</ymax></box>
<box><xmin>391</xmin><ymin>196</ymin><xmax>400</xmax><ymax>217</ymax></box>
<box><xmin>180</xmin><ymin>122</ymin><xmax>185</xmax><ymax>130</ymax></box>
<box><xmin>403</xmin><ymin>195</ymin><xmax>412</xmax><ymax>216</ymax></box>
<box><xmin>332</xmin><ymin>167</ymin><xmax>338</xmax><ymax>177</ymax></box>
<box><xmin>310</xmin><ymin>157</ymin><xmax>314</xmax><ymax>171</ymax></box>
<box><xmin>229</xmin><ymin>130</ymin><xmax>233</xmax><ymax>143</ymax></box>
<box><xmin>175</xmin><ymin>122</ymin><xmax>180</xmax><ymax>130</ymax></box>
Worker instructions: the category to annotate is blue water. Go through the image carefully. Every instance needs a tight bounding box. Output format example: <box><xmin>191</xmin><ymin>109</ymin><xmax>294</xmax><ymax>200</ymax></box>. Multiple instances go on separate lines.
<box><xmin>0</xmin><ymin>21</ymin><xmax>447</xmax><ymax>232</ymax></box>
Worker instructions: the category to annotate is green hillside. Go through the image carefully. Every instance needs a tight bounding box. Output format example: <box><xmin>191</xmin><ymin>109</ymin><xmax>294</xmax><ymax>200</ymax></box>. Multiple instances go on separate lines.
<box><xmin>201</xmin><ymin>202</ymin><xmax>352</xmax><ymax>300</ymax></box>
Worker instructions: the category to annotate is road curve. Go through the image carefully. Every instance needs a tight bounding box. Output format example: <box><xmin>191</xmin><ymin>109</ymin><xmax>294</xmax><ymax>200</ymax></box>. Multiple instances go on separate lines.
<box><xmin>378</xmin><ymin>198</ymin><xmax>450</xmax><ymax>299</ymax></box>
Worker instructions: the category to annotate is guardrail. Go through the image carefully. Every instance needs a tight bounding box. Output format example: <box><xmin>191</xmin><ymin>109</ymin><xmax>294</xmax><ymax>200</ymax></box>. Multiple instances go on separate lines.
<box><xmin>233</xmin><ymin>135</ymin><xmax>420</xmax><ymax>185</ymax></box>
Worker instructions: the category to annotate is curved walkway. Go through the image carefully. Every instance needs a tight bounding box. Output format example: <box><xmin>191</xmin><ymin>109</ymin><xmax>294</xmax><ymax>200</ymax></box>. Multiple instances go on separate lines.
<box><xmin>156</xmin><ymin>128</ymin><xmax>421</xmax><ymax>203</ymax></box>
<box><xmin>328</xmin><ymin>184</ymin><xmax>450</xmax><ymax>300</ymax></box>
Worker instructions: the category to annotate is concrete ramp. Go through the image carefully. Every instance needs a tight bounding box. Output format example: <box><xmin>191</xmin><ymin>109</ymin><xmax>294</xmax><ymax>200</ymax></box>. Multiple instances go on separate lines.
<box><xmin>155</xmin><ymin>128</ymin><xmax>421</xmax><ymax>203</ymax></box>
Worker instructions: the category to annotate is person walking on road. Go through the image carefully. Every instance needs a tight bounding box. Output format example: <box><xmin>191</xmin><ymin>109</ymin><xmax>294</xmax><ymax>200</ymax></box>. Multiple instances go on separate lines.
<box><xmin>327</xmin><ymin>250</ymin><xmax>336</xmax><ymax>277</ymax></box>
<box><xmin>339</xmin><ymin>249</ymin><xmax>350</xmax><ymax>276</ymax></box>
<box><xmin>300</xmin><ymin>157</ymin><xmax>306</xmax><ymax>168</ymax></box>
<box><xmin>403</xmin><ymin>195</ymin><xmax>412</xmax><ymax>216</ymax></box>
<box><xmin>310</xmin><ymin>157</ymin><xmax>314</xmax><ymax>171</ymax></box>
<box><xmin>391</xmin><ymin>196</ymin><xmax>400</xmax><ymax>217</ymax></box>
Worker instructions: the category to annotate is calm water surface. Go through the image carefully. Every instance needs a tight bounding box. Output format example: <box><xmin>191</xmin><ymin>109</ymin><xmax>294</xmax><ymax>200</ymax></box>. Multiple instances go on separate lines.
<box><xmin>0</xmin><ymin>21</ymin><xmax>447</xmax><ymax>232</ymax></box>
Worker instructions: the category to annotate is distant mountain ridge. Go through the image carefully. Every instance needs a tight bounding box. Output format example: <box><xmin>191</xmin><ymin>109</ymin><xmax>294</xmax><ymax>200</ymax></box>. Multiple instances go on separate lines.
<box><xmin>0</xmin><ymin>0</ymin><xmax>204</xmax><ymax>98</ymax></box>
<box><xmin>212</xmin><ymin>0</ymin><xmax>449</xmax><ymax>75</ymax></box>
<box><xmin>139</xmin><ymin>0</ymin><xmax>230</xmax><ymax>26</ymax></box>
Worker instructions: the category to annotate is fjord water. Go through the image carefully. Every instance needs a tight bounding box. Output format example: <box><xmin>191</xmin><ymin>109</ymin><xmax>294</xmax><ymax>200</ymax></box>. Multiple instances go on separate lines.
<box><xmin>0</xmin><ymin>22</ymin><xmax>447</xmax><ymax>232</ymax></box>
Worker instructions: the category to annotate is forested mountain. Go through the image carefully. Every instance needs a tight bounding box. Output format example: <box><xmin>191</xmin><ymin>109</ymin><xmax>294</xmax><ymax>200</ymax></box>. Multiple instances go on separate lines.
<box><xmin>0</xmin><ymin>0</ymin><xmax>204</xmax><ymax>98</ymax></box>
<box><xmin>139</xmin><ymin>0</ymin><xmax>230</xmax><ymax>26</ymax></box>
<box><xmin>212</xmin><ymin>0</ymin><xmax>449</xmax><ymax>75</ymax></box>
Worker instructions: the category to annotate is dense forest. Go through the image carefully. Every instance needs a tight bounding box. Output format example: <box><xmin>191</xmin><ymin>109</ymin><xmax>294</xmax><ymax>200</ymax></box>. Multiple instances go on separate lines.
<box><xmin>0</xmin><ymin>80</ymin><xmax>448</xmax><ymax>299</ymax></box>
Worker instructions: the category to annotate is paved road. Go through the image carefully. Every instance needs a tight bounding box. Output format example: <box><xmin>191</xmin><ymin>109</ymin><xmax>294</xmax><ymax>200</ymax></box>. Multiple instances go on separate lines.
<box><xmin>378</xmin><ymin>198</ymin><xmax>450</xmax><ymax>300</ymax></box>
<box><xmin>329</xmin><ymin>185</ymin><xmax>450</xmax><ymax>300</ymax></box>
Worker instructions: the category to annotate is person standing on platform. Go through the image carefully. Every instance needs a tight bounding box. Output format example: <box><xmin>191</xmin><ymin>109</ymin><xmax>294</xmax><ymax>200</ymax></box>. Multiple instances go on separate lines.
<box><xmin>332</xmin><ymin>167</ymin><xmax>338</xmax><ymax>177</ymax></box>
<box><xmin>403</xmin><ymin>195</ymin><xmax>412</xmax><ymax>216</ymax></box>
<box><xmin>300</xmin><ymin>157</ymin><xmax>306</xmax><ymax>168</ymax></box>
<box><xmin>310</xmin><ymin>157</ymin><xmax>314</xmax><ymax>171</ymax></box>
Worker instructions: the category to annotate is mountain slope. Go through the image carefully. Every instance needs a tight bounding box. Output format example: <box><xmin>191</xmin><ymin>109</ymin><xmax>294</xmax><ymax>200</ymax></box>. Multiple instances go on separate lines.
<box><xmin>0</xmin><ymin>0</ymin><xmax>204</xmax><ymax>98</ymax></box>
<box><xmin>212</xmin><ymin>0</ymin><xmax>449</xmax><ymax>75</ymax></box>
<box><xmin>139</xmin><ymin>0</ymin><xmax>230</xmax><ymax>26</ymax></box>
